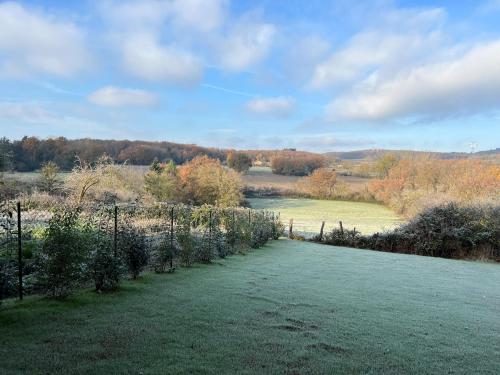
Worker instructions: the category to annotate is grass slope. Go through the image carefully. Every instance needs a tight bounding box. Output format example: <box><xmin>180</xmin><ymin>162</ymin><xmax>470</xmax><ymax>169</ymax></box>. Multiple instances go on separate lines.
<box><xmin>249</xmin><ymin>197</ymin><xmax>402</xmax><ymax>235</ymax></box>
<box><xmin>1</xmin><ymin>240</ymin><xmax>499</xmax><ymax>374</ymax></box>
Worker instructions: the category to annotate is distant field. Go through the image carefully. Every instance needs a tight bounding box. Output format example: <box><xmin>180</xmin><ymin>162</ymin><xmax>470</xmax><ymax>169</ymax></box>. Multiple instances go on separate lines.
<box><xmin>242</xmin><ymin>166</ymin><xmax>372</xmax><ymax>193</ymax></box>
<box><xmin>1</xmin><ymin>239</ymin><xmax>499</xmax><ymax>374</ymax></box>
<box><xmin>249</xmin><ymin>197</ymin><xmax>402</xmax><ymax>235</ymax></box>
<box><xmin>4</xmin><ymin>171</ymin><xmax>70</xmax><ymax>183</ymax></box>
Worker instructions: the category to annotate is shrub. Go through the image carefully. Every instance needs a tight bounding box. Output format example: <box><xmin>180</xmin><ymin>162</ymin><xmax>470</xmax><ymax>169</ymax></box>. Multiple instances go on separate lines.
<box><xmin>317</xmin><ymin>203</ymin><xmax>500</xmax><ymax>261</ymax></box>
<box><xmin>144</xmin><ymin>160</ymin><xmax>179</xmax><ymax>202</ymax></box>
<box><xmin>176</xmin><ymin>207</ymin><xmax>196</xmax><ymax>266</ymax></box>
<box><xmin>0</xmin><ymin>260</ymin><xmax>17</xmax><ymax>304</ymax></box>
<box><xmin>152</xmin><ymin>236</ymin><xmax>176</xmax><ymax>273</ymax></box>
<box><xmin>227</xmin><ymin>151</ymin><xmax>252</xmax><ymax>173</ymax></box>
<box><xmin>36</xmin><ymin>207</ymin><xmax>91</xmax><ymax>298</ymax></box>
<box><xmin>89</xmin><ymin>233</ymin><xmax>121</xmax><ymax>291</ymax></box>
<box><xmin>39</xmin><ymin>161</ymin><xmax>60</xmax><ymax>192</ymax></box>
<box><xmin>119</xmin><ymin>225</ymin><xmax>148</xmax><ymax>279</ymax></box>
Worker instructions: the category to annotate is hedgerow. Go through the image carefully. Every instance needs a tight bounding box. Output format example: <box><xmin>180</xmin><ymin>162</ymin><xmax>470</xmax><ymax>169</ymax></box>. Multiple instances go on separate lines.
<box><xmin>313</xmin><ymin>203</ymin><xmax>499</xmax><ymax>261</ymax></box>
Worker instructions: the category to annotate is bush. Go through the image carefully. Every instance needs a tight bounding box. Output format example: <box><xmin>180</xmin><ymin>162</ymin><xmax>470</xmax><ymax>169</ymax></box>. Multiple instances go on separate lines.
<box><xmin>0</xmin><ymin>260</ymin><xmax>17</xmax><ymax>304</ymax></box>
<box><xmin>176</xmin><ymin>207</ymin><xmax>196</xmax><ymax>266</ymax></box>
<box><xmin>36</xmin><ymin>207</ymin><xmax>91</xmax><ymax>298</ymax></box>
<box><xmin>90</xmin><ymin>233</ymin><xmax>121</xmax><ymax>291</ymax></box>
<box><xmin>152</xmin><ymin>236</ymin><xmax>176</xmax><ymax>273</ymax></box>
<box><xmin>227</xmin><ymin>151</ymin><xmax>252</xmax><ymax>173</ymax></box>
<box><xmin>317</xmin><ymin>203</ymin><xmax>500</xmax><ymax>261</ymax></box>
<box><xmin>119</xmin><ymin>225</ymin><xmax>148</xmax><ymax>279</ymax></box>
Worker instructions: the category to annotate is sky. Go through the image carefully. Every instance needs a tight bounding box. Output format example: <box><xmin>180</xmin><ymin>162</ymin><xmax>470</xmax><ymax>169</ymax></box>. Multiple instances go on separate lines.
<box><xmin>0</xmin><ymin>0</ymin><xmax>500</xmax><ymax>152</ymax></box>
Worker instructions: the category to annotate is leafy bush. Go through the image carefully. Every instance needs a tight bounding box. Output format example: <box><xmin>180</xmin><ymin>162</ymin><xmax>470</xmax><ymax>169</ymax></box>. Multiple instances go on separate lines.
<box><xmin>119</xmin><ymin>225</ymin><xmax>148</xmax><ymax>279</ymax></box>
<box><xmin>152</xmin><ymin>236</ymin><xmax>176</xmax><ymax>273</ymax></box>
<box><xmin>90</xmin><ymin>233</ymin><xmax>121</xmax><ymax>291</ymax></box>
<box><xmin>36</xmin><ymin>207</ymin><xmax>91</xmax><ymax>298</ymax></box>
<box><xmin>0</xmin><ymin>260</ymin><xmax>17</xmax><ymax>304</ymax></box>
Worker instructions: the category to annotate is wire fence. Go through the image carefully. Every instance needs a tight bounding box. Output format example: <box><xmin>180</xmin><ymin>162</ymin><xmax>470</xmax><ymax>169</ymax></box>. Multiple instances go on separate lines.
<box><xmin>0</xmin><ymin>201</ymin><xmax>283</xmax><ymax>302</ymax></box>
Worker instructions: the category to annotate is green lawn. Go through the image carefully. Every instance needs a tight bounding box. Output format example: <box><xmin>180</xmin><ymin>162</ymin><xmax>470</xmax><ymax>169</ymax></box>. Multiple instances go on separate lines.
<box><xmin>249</xmin><ymin>197</ymin><xmax>402</xmax><ymax>235</ymax></box>
<box><xmin>1</xmin><ymin>239</ymin><xmax>499</xmax><ymax>374</ymax></box>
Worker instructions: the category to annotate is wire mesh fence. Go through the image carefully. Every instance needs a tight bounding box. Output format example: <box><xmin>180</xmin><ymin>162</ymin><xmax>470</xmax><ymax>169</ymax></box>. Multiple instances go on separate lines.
<box><xmin>0</xmin><ymin>201</ymin><xmax>283</xmax><ymax>303</ymax></box>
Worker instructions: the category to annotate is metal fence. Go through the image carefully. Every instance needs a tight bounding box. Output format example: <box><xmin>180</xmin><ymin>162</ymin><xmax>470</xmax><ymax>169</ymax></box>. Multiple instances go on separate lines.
<box><xmin>0</xmin><ymin>201</ymin><xmax>280</xmax><ymax>303</ymax></box>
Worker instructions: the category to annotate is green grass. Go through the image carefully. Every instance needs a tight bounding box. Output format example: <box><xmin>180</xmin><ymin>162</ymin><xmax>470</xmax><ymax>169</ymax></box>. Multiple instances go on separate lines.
<box><xmin>1</xmin><ymin>239</ymin><xmax>499</xmax><ymax>374</ymax></box>
<box><xmin>249</xmin><ymin>197</ymin><xmax>402</xmax><ymax>235</ymax></box>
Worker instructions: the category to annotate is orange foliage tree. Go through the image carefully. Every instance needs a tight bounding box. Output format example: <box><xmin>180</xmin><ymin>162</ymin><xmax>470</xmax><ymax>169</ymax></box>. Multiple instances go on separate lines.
<box><xmin>369</xmin><ymin>157</ymin><xmax>500</xmax><ymax>216</ymax></box>
<box><xmin>177</xmin><ymin>156</ymin><xmax>243</xmax><ymax>207</ymax></box>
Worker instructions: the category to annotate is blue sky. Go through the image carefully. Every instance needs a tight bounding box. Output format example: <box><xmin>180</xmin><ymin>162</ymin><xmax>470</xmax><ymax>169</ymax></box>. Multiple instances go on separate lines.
<box><xmin>0</xmin><ymin>0</ymin><xmax>499</xmax><ymax>152</ymax></box>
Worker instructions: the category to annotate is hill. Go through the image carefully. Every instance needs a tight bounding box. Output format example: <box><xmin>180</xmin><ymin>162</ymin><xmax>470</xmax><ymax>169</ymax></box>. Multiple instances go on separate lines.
<box><xmin>324</xmin><ymin>148</ymin><xmax>500</xmax><ymax>160</ymax></box>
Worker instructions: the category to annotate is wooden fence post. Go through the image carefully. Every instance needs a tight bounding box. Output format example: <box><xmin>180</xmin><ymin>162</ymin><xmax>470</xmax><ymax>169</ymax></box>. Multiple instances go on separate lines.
<box><xmin>339</xmin><ymin>221</ymin><xmax>344</xmax><ymax>236</ymax></box>
<box><xmin>288</xmin><ymin>218</ymin><xmax>293</xmax><ymax>238</ymax></box>
<box><xmin>319</xmin><ymin>221</ymin><xmax>325</xmax><ymax>242</ymax></box>
<box><xmin>17</xmin><ymin>201</ymin><xmax>23</xmax><ymax>300</ymax></box>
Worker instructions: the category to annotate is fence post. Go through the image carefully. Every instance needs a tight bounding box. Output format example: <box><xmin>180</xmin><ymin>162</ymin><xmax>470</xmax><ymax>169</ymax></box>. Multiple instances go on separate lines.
<box><xmin>288</xmin><ymin>218</ymin><xmax>293</xmax><ymax>238</ymax></box>
<box><xmin>208</xmin><ymin>209</ymin><xmax>212</xmax><ymax>253</ymax></box>
<box><xmin>248</xmin><ymin>209</ymin><xmax>251</xmax><ymax>225</ymax></box>
<box><xmin>339</xmin><ymin>221</ymin><xmax>344</xmax><ymax>236</ymax></box>
<box><xmin>319</xmin><ymin>221</ymin><xmax>325</xmax><ymax>242</ymax></box>
<box><xmin>232</xmin><ymin>210</ymin><xmax>235</xmax><ymax>251</ymax></box>
<box><xmin>113</xmin><ymin>205</ymin><xmax>118</xmax><ymax>258</ymax></box>
<box><xmin>17</xmin><ymin>201</ymin><xmax>23</xmax><ymax>300</ymax></box>
<box><xmin>170</xmin><ymin>206</ymin><xmax>174</xmax><ymax>269</ymax></box>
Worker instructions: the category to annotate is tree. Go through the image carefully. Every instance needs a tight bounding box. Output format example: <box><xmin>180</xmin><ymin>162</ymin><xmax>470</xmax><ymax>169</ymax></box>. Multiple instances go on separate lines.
<box><xmin>270</xmin><ymin>153</ymin><xmax>326</xmax><ymax>176</ymax></box>
<box><xmin>375</xmin><ymin>154</ymin><xmax>399</xmax><ymax>178</ymax></box>
<box><xmin>297</xmin><ymin>168</ymin><xmax>340</xmax><ymax>199</ymax></box>
<box><xmin>40</xmin><ymin>161</ymin><xmax>60</xmax><ymax>192</ymax></box>
<box><xmin>144</xmin><ymin>160</ymin><xmax>179</xmax><ymax>202</ymax></box>
<box><xmin>227</xmin><ymin>151</ymin><xmax>252</xmax><ymax>173</ymax></box>
<box><xmin>178</xmin><ymin>156</ymin><xmax>243</xmax><ymax>207</ymax></box>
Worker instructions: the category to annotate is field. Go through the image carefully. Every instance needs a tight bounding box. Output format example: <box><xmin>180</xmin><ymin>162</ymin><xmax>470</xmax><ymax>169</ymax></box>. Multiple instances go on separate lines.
<box><xmin>249</xmin><ymin>197</ymin><xmax>402</xmax><ymax>235</ymax></box>
<box><xmin>242</xmin><ymin>166</ymin><xmax>371</xmax><ymax>193</ymax></box>
<box><xmin>1</xmin><ymin>239</ymin><xmax>499</xmax><ymax>374</ymax></box>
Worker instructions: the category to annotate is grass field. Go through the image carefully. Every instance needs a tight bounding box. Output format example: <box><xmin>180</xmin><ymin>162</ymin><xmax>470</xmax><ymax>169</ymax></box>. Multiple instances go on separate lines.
<box><xmin>1</xmin><ymin>239</ymin><xmax>499</xmax><ymax>374</ymax></box>
<box><xmin>242</xmin><ymin>166</ymin><xmax>372</xmax><ymax>193</ymax></box>
<box><xmin>249</xmin><ymin>197</ymin><xmax>402</xmax><ymax>235</ymax></box>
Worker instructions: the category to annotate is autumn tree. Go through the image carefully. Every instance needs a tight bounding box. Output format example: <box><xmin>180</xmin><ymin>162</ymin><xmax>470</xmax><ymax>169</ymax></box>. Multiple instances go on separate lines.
<box><xmin>271</xmin><ymin>153</ymin><xmax>326</xmax><ymax>176</ymax></box>
<box><xmin>178</xmin><ymin>156</ymin><xmax>243</xmax><ymax>207</ymax></box>
<box><xmin>296</xmin><ymin>168</ymin><xmax>343</xmax><ymax>199</ymax></box>
<box><xmin>226</xmin><ymin>151</ymin><xmax>252</xmax><ymax>173</ymax></box>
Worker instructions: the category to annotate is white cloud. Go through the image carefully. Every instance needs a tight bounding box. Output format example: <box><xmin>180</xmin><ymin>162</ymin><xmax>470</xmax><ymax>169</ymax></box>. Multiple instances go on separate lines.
<box><xmin>101</xmin><ymin>0</ymin><xmax>226</xmax><ymax>32</ymax></box>
<box><xmin>88</xmin><ymin>86</ymin><xmax>158</xmax><ymax>107</ymax></box>
<box><xmin>217</xmin><ymin>20</ymin><xmax>275</xmax><ymax>71</ymax></box>
<box><xmin>326</xmin><ymin>40</ymin><xmax>500</xmax><ymax>121</ymax></box>
<box><xmin>0</xmin><ymin>2</ymin><xmax>92</xmax><ymax>78</ymax></box>
<box><xmin>309</xmin><ymin>8</ymin><xmax>446</xmax><ymax>89</ymax></box>
<box><xmin>0</xmin><ymin>101</ymin><xmax>55</xmax><ymax>123</ymax></box>
<box><xmin>246</xmin><ymin>96</ymin><xmax>295</xmax><ymax>117</ymax></box>
<box><xmin>169</xmin><ymin>0</ymin><xmax>227</xmax><ymax>32</ymax></box>
<box><xmin>121</xmin><ymin>33</ymin><xmax>203</xmax><ymax>85</ymax></box>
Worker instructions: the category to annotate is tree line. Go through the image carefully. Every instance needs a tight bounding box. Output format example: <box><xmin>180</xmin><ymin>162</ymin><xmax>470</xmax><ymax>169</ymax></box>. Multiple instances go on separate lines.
<box><xmin>0</xmin><ymin>136</ymin><xmax>228</xmax><ymax>172</ymax></box>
